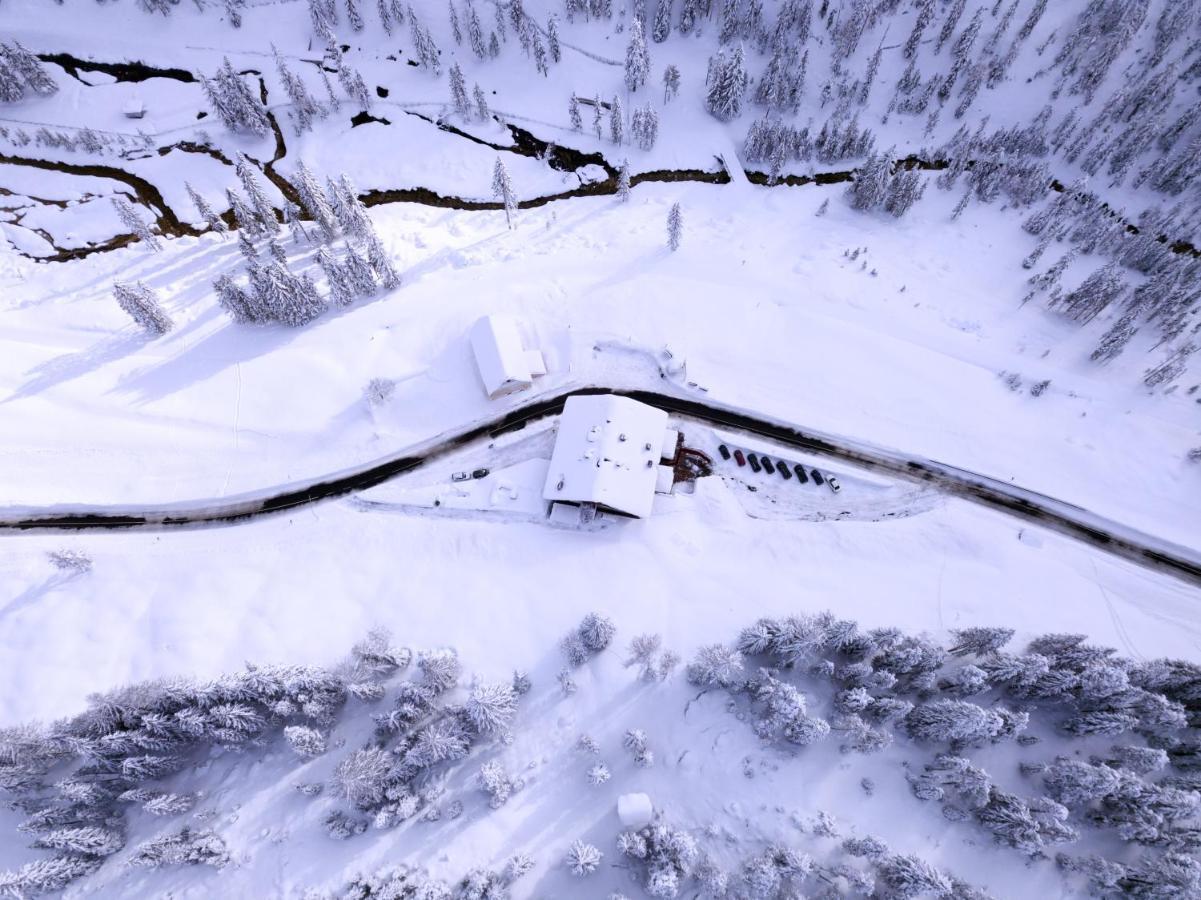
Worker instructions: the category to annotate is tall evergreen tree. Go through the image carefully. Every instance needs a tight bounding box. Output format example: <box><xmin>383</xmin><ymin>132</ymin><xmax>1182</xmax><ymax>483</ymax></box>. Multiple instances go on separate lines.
<box><xmin>449</xmin><ymin>63</ymin><xmax>471</xmax><ymax>116</ymax></box>
<box><xmin>491</xmin><ymin>157</ymin><xmax>517</xmax><ymax>228</ymax></box>
<box><xmin>625</xmin><ymin>19</ymin><xmax>651</xmax><ymax>91</ymax></box>
<box><xmin>114</xmin><ymin>281</ymin><xmax>173</xmax><ymax>335</ymax></box>
<box><xmin>111</xmin><ymin>196</ymin><xmax>161</xmax><ymax>251</ymax></box>
<box><xmin>705</xmin><ymin>47</ymin><xmax>748</xmax><ymax>121</ymax></box>
<box><xmin>235</xmin><ymin>153</ymin><xmax>279</xmax><ymax>234</ymax></box>
<box><xmin>617</xmin><ymin>159</ymin><xmax>632</xmax><ymax>202</ymax></box>
<box><xmin>610</xmin><ymin>95</ymin><xmax>624</xmax><ymax>144</ymax></box>
<box><xmin>667</xmin><ymin>202</ymin><xmax>682</xmax><ymax>251</ymax></box>
<box><xmin>473</xmin><ymin>83</ymin><xmax>490</xmax><ymax>120</ymax></box>
<box><xmin>467</xmin><ymin>1</ymin><xmax>487</xmax><ymax>57</ymax></box>
<box><xmin>185</xmin><ymin>183</ymin><xmax>227</xmax><ymax>235</ymax></box>
<box><xmin>548</xmin><ymin>14</ymin><xmax>562</xmax><ymax>62</ymax></box>
<box><xmin>652</xmin><ymin>0</ymin><xmax>672</xmax><ymax>42</ymax></box>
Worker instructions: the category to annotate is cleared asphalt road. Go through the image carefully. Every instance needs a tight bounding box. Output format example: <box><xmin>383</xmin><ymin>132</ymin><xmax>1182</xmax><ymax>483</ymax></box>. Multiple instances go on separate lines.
<box><xmin>2</xmin><ymin>386</ymin><xmax>1199</xmax><ymax>589</ymax></box>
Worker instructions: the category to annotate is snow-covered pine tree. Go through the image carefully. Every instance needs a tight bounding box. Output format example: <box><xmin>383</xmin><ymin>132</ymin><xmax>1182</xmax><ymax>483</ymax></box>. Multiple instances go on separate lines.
<box><xmin>464</xmin><ymin>682</ymin><xmax>518</xmax><ymax>734</ymax></box>
<box><xmin>666</xmin><ymin>201</ymin><xmax>682</xmax><ymax>251</ymax></box>
<box><xmin>652</xmin><ymin>0</ymin><xmax>672</xmax><ymax>42</ymax></box>
<box><xmin>705</xmin><ymin>47</ymin><xmax>748</xmax><ymax>121</ymax></box>
<box><xmin>318</xmin><ymin>247</ymin><xmax>355</xmax><ymax>307</ymax></box>
<box><xmin>345</xmin><ymin>0</ymin><xmax>365</xmax><ymax>31</ymax></box>
<box><xmin>617</xmin><ymin>159</ymin><xmax>632</xmax><ymax>202</ymax></box>
<box><xmin>274</xmin><ymin>48</ymin><xmax>326</xmax><ymax>135</ymax></box>
<box><xmin>467</xmin><ymin>1</ymin><xmax>487</xmax><ymax>57</ymax></box>
<box><xmin>235</xmin><ymin>153</ymin><xmax>279</xmax><ymax>234</ymax></box>
<box><xmin>625</xmin><ymin>19</ymin><xmax>651</xmax><ymax>92</ymax></box>
<box><xmin>846</xmin><ymin>149</ymin><xmax>890</xmax><ymax>211</ymax></box>
<box><xmin>492</xmin><ymin>157</ymin><xmax>517</xmax><ymax>228</ymax></box>
<box><xmin>308</xmin><ymin>0</ymin><xmax>337</xmax><ymax>40</ymax></box>
<box><xmin>202</xmin><ymin>58</ymin><xmax>271</xmax><ymax>136</ymax></box>
<box><xmin>449</xmin><ymin>0</ymin><xmax>462</xmax><ymax>43</ymax></box>
<box><xmin>327</xmin><ymin>174</ymin><xmax>374</xmax><ymax>242</ymax></box>
<box><xmin>365</xmin><ymin>234</ymin><xmax>401</xmax><ymax>290</ymax></box>
<box><xmin>378</xmin><ymin>0</ymin><xmax>394</xmax><ymax>32</ymax></box>
<box><xmin>592</xmin><ymin>94</ymin><xmax>604</xmax><ymax>139</ymax></box>
<box><xmin>342</xmin><ymin>245</ymin><xmax>379</xmax><ymax>297</ymax></box>
<box><xmin>884</xmin><ymin>168</ymin><xmax>925</xmax><ymax>218</ymax></box>
<box><xmin>610</xmin><ymin>95</ymin><xmax>624</xmax><ymax>144</ymax></box>
<box><xmin>185</xmin><ymin>182</ymin><xmax>227</xmax><ymax>235</ymax></box>
<box><xmin>0</xmin><ymin>857</ymin><xmax>102</xmax><ymax>897</ymax></box>
<box><xmin>473</xmin><ymin>83</ymin><xmax>490</xmax><ymax>121</ymax></box>
<box><xmin>285</xmin><ymin>725</ymin><xmax>327</xmax><ymax>758</ymax></box>
<box><xmin>531</xmin><ymin>27</ymin><xmax>549</xmax><ymax>76</ymax></box>
<box><xmin>569</xmin><ymin>95</ymin><xmax>582</xmax><ymax>130</ymax></box>
<box><xmin>631</xmin><ymin>103</ymin><xmax>659</xmax><ymax>150</ymax></box>
<box><xmin>227</xmin><ymin>188</ymin><xmax>264</xmax><ymax>240</ymax></box>
<box><xmin>548</xmin><ymin>14</ymin><xmax>562</xmax><ymax>62</ymax></box>
<box><xmin>111</xmin><ymin>196</ymin><xmax>161</xmax><ymax>251</ymax></box>
<box><xmin>292</xmin><ymin>161</ymin><xmax>339</xmax><ymax>243</ymax></box>
<box><xmin>114</xmin><ymin>281</ymin><xmax>173</xmax><ymax>335</ymax></box>
<box><xmin>489</xmin><ymin>31</ymin><xmax>501</xmax><ymax>57</ymax></box>
<box><xmin>0</xmin><ymin>42</ymin><xmax>58</xmax><ymax>98</ymax></box>
<box><xmin>663</xmin><ymin>63</ymin><xmax>680</xmax><ymax>103</ymax></box>
<box><xmin>566</xmin><ymin>840</ymin><xmax>603</xmax><ymax>875</ymax></box>
<box><xmin>1052</xmin><ymin>262</ymin><xmax>1126</xmax><ymax>324</ymax></box>
<box><xmin>449</xmin><ymin>63</ymin><xmax>470</xmax><ymax>116</ymax></box>
<box><xmin>214</xmin><ymin>272</ymin><xmax>260</xmax><ymax>322</ymax></box>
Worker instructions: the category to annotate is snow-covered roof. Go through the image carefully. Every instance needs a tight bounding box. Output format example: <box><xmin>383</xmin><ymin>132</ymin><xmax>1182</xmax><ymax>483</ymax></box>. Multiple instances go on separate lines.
<box><xmin>470</xmin><ymin>315</ymin><xmax>537</xmax><ymax>399</ymax></box>
<box><xmin>542</xmin><ymin>394</ymin><xmax>670</xmax><ymax>519</ymax></box>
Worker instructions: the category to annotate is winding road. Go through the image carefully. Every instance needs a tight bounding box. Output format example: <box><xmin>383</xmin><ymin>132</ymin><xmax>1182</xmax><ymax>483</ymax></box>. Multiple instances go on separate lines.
<box><xmin>3</xmin><ymin>385</ymin><xmax>1199</xmax><ymax>590</ymax></box>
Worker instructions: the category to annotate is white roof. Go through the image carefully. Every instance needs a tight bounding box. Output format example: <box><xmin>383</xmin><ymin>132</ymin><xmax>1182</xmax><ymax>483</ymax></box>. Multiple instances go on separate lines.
<box><xmin>542</xmin><ymin>394</ymin><xmax>669</xmax><ymax>519</ymax></box>
<box><xmin>470</xmin><ymin>315</ymin><xmax>533</xmax><ymax>399</ymax></box>
<box><xmin>618</xmin><ymin>793</ymin><xmax>654</xmax><ymax>828</ymax></box>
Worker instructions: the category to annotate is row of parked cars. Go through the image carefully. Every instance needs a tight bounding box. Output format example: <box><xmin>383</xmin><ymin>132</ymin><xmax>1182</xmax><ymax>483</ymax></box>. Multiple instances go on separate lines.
<box><xmin>717</xmin><ymin>444</ymin><xmax>841</xmax><ymax>493</ymax></box>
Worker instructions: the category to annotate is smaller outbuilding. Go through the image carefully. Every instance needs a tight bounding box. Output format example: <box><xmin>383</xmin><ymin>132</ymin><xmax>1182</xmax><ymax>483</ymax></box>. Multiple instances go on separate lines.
<box><xmin>469</xmin><ymin>315</ymin><xmax>545</xmax><ymax>399</ymax></box>
<box><xmin>122</xmin><ymin>98</ymin><xmax>147</xmax><ymax>119</ymax></box>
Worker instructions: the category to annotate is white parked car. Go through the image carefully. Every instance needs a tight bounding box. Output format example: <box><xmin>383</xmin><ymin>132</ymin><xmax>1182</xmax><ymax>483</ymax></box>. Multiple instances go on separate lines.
<box><xmin>451</xmin><ymin>471</ymin><xmax>471</xmax><ymax>483</ymax></box>
<box><xmin>827</xmin><ymin>475</ymin><xmax>842</xmax><ymax>493</ymax></box>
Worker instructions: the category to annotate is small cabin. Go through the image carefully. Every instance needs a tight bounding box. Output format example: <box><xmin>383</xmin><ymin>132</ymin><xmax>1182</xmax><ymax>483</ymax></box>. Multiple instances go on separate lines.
<box><xmin>122</xmin><ymin>99</ymin><xmax>147</xmax><ymax>120</ymax></box>
<box><xmin>469</xmin><ymin>315</ymin><xmax>546</xmax><ymax>400</ymax></box>
<box><xmin>542</xmin><ymin>394</ymin><xmax>678</xmax><ymax>520</ymax></box>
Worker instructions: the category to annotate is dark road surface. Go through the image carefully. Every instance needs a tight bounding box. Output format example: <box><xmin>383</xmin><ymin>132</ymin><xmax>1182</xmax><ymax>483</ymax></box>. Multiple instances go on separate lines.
<box><xmin>3</xmin><ymin>386</ymin><xmax>1199</xmax><ymax>589</ymax></box>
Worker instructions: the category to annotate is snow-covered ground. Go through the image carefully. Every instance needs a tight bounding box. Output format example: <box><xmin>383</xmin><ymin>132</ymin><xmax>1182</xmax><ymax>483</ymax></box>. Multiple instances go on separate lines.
<box><xmin>2</xmin><ymin>0</ymin><xmax>1200</xmax><ymax>896</ymax></box>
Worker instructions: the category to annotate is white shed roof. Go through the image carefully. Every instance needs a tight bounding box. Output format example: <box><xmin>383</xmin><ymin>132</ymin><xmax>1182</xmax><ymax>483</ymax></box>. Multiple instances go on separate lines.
<box><xmin>470</xmin><ymin>315</ymin><xmax>535</xmax><ymax>399</ymax></box>
<box><xmin>542</xmin><ymin>394</ymin><xmax>670</xmax><ymax>519</ymax></box>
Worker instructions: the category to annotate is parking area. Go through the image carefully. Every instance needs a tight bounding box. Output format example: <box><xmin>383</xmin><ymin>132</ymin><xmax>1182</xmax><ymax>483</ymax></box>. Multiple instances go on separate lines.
<box><xmin>716</xmin><ymin>442</ymin><xmax>842</xmax><ymax>494</ymax></box>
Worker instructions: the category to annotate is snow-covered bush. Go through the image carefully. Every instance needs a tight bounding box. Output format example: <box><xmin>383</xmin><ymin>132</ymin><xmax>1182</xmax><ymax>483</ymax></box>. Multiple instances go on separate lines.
<box><xmin>686</xmin><ymin>644</ymin><xmax>743</xmax><ymax>687</ymax></box>
<box><xmin>284</xmin><ymin>725</ymin><xmax>327</xmax><ymax>759</ymax></box>
<box><xmin>565</xmin><ymin>839</ymin><xmax>603</xmax><ymax>876</ymax></box>
<box><xmin>332</xmin><ymin>747</ymin><xmax>393</xmax><ymax>809</ymax></box>
<box><xmin>477</xmin><ymin>761</ymin><xmax>516</xmax><ymax>809</ymax></box>
<box><xmin>624</xmin><ymin>729</ymin><xmax>655</xmax><ymax>768</ymax></box>
<box><xmin>126</xmin><ymin>827</ymin><xmax>229</xmax><ymax>869</ymax></box>
<box><xmin>617</xmin><ymin>818</ymin><xmax>699</xmax><ymax>898</ymax></box>
<box><xmin>464</xmin><ymin>682</ymin><xmax>517</xmax><ymax>736</ymax></box>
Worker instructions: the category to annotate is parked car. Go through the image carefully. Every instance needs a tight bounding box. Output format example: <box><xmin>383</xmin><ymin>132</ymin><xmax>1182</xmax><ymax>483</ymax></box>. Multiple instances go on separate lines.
<box><xmin>472</xmin><ymin>468</ymin><xmax>490</xmax><ymax>479</ymax></box>
<box><xmin>762</xmin><ymin>457</ymin><xmax>775</xmax><ymax>474</ymax></box>
<box><xmin>827</xmin><ymin>475</ymin><xmax>842</xmax><ymax>493</ymax></box>
<box><xmin>793</xmin><ymin>463</ymin><xmax>809</xmax><ymax>483</ymax></box>
<box><xmin>718</xmin><ymin>444</ymin><xmax>731</xmax><ymax>460</ymax></box>
<box><xmin>733</xmin><ymin>449</ymin><xmax>746</xmax><ymax>467</ymax></box>
<box><xmin>779</xmin><ymin>461</ymin><xmax>792</xmax><ymax>480</ymax></box>
<box><xmin>747</xmin><ymin>453</ymin><xmax>762</xmax><ymax>473</ymax></box>
<box><xmin>811</xmin><ymin>468</ymin><xmax>825</xmax><ymax>486</ymax></box>
<box><xmin>451</xmin><ymin>471</ymin><xmax>470</xmax><ymax>482</ymax></box>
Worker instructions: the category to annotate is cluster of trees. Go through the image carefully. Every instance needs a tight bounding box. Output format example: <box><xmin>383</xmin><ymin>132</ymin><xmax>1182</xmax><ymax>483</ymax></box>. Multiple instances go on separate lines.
<box><xmin>0</xmin><ymin>123</ymin><xmax>150</xmax><ymax>158</ymax></box>
<box><xmin>686</xmin><ymin>614</ymin><xmax>1201</xmax><ymax>885</ymax></box>
<box><xmin>0</xmin><ymin>627</ymin><xmax>389</xmax><ymax>896</ymax></box>
<box><xmin>197</xmin><ymin>156</ymin><xmax>400</xmax><ymax>327</ymax></box>
<box><xmin>200</xmin><ymin>57</ymin><xmax>270</xmax><ymax>136</ymax></box>
<box><xmin>0</xmin><ymin>41</ymin><xmax>58</xmax><ymax>104</ymax></box>
<box><xmin>309</xmin><ymin>857</ymin><xmax>534</xmax><ymax>899</ymax></box>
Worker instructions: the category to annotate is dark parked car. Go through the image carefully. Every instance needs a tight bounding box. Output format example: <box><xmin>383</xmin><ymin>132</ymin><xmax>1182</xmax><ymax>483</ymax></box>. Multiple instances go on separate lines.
<box><xmin>733</xmin><ymin>449</ymin><xmax>746</xmax><ymax>467</ymax></box>
<box><xmin>747</xmin><ymin>453</ymin><xmax>762</xmax><ymax>473</ymax></box>
<box><xmin>793</xmin><ymin>464</ymin><xmax>809</xmax><ymax>483</ymax></box>
<box><xmin>718</xmin><ymin>444</ymin><xmax>731</xmax><ymax>460</ymax></box>
<box><xmin>762</xmin><ymin>457</ymin><xmax>775</xmax><ymax>474</ymax></box>
<box><xmin>811</xmin><ymin>468</ymin><xmax>825</xmax><ymax>486</ymax></box>
<box><xmin>779</xmin><ymin>461</ymin><xmax>792</xmax><ymax>480</ymax></box>
<box><xmin>472</xmin><ymin>468</ymin><xmax>490</xmax><ymax>479</ymax></box>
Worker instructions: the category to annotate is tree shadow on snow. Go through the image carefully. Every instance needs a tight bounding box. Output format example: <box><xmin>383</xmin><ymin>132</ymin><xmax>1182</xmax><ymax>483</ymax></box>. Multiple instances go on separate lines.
<box><xmin>4</xmin><ymin>331</ymin><xmax>149</xmax><ymax>403</ymax></box>
<box><xmin>0</xmin><ymin>570</ymin><xmax>77</xmax><ymax>624</ymax></box>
